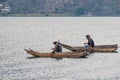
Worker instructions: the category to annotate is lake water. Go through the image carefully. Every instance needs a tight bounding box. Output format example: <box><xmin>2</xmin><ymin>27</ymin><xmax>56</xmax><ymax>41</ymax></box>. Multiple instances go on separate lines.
<box><xmin>0</xmin><ymin>17</ymin><xmax>120</xmax><ymax>80</ymax></box>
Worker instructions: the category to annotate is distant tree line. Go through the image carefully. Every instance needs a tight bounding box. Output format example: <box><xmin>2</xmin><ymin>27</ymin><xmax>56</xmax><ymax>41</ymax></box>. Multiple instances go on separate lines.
<box><xmin>3</xmin><ymin>0</ymin><xmax>120</xmax><ymax>16</ymax></box>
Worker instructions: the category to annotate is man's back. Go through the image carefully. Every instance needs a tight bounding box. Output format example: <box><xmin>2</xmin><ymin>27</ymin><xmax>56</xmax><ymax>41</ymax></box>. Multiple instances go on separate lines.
<box><xmin>55</xmin><ymin>44</ymin><xmax>62</xmax><ymax>52</ymax></box>
<box><xmin>88</xmin><ymin>39</ymin><xmax>94</xmax><ymax>48</ymax></box>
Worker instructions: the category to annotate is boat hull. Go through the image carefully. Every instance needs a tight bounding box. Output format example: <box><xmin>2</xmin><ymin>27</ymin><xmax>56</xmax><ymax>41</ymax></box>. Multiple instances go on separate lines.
<box><xmin>60</xmin><ymin>43</ymin><xmax>118</xmax><ymax>52</ymax></box>
<box><xmin>24</xmin><ymin>49</ymin><xmax>87</xmax><ymax>58</ymax></box>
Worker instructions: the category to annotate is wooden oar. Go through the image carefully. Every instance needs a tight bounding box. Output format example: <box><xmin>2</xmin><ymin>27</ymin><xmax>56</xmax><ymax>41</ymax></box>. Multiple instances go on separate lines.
<box><xmin>60</xmin><ymin>43</ymin><xmax>94</xmax><ymax>53</ymax></box>
<box><xmin>59</xmin><ymin>43</ymin><xmax>78</xmax><ymax>52</ymax></box>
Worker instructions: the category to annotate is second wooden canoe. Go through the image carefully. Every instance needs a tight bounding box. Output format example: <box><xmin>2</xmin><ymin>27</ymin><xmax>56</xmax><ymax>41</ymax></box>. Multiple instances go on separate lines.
<box><xmin>60</xmin><ymin>43</ymin><xmax>118</xmax><ymax>52</ymax></box>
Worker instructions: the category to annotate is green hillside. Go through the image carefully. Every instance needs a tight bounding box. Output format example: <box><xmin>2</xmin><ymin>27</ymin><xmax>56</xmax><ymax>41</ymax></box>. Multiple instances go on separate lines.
<box><xmin>1</xmin><ymin>0</ymin><xmax>120</xmax><ymax>16</ymax></box>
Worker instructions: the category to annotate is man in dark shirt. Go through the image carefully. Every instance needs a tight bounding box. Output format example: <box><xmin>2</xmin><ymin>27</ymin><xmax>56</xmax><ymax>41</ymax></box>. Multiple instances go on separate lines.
<box><xmin>52</xmin><ymin>41</ymin><xmax>62</xmax><ymax>53</ymax></box>
<box><xmin>84</xmin><ymin>35</ymin><xmax>95</xmax><ymax>48</ymax></box>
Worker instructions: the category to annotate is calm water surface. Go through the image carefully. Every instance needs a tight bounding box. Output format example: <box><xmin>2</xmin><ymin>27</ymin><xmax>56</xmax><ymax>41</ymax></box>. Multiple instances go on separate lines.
<box><xmin>0</xmin><ymin>17</ymin><xmax>120</xmax><ymax>80</ymax></box>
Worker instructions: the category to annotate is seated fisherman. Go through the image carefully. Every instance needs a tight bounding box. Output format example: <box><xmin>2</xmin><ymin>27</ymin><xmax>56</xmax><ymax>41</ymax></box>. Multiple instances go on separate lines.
<box><xmin>84</xmin><ymin>35</ymin><xmax>95</xmax><ymax>49</ymax></box>
<box><xmin>52</xmin><ymin>41</ymin><xmax>62</xmax><ymax>53</ymax></box>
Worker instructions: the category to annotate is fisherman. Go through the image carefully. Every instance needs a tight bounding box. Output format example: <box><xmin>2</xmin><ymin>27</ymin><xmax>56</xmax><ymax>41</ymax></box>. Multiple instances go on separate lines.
<box><xmin>52</xmin><ymin>41</ymin><xmax>62</xmax><ymax>53</ymax></box>
<box><xmin>84</xmin><ymin>35</ymin><xmax>95</xmax><ymax>49</ymax></box>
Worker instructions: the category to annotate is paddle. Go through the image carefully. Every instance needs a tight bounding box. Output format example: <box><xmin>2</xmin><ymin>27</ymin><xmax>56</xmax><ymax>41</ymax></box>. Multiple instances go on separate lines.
<box><xmin>60</xmin><ymin>43</ymin><xmax>94</xmax><ymax>53</ymax></box>
<box><xmin>59</xmin><ymin>43</ymin><xmax>77</xmax><ymax>52</ymax></box>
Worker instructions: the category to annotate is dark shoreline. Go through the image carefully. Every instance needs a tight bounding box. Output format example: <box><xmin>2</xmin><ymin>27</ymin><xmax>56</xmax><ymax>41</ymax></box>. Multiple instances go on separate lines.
<box><xmin>0</xmin><ymin>14</ymin><xmax>120</xmax><ymax>17</ymax></box>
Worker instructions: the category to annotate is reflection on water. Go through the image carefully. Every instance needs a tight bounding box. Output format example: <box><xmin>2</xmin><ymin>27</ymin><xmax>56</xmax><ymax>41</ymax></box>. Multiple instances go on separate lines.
<box><xmin>0</xmin><ymin>17</ymin><xmax>120</xmax><ymax>80</ymax></box>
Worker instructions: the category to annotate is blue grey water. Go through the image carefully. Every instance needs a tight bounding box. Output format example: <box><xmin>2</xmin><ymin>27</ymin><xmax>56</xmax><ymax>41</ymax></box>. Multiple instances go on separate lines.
<box><xmin>0</xmin><ymin>17</ymin><xmax>120</xmax><ymax>80</ymax></box>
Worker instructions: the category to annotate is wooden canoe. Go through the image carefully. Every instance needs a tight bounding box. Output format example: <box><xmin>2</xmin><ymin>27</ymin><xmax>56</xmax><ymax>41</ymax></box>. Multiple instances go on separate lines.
<box><xmin>24</xmin><ymin>49</ymin><xmax>87</xmax><ymax>58</ymax></box>
<box><xmin>60</xmin><ymin>43</ymin><xmax>118</xmax><ymax>52</ymax></box>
